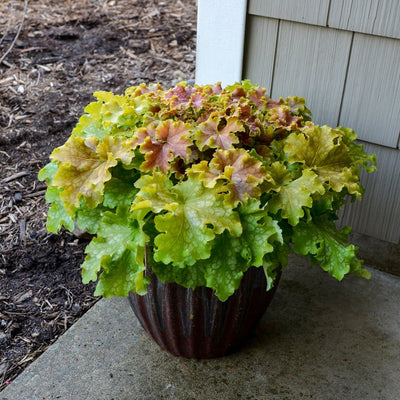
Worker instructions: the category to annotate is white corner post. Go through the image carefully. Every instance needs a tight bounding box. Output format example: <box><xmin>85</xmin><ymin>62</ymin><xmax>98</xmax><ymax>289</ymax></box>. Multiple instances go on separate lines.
<box><xmin>195</xmin><ymin>0</ymin><xmax>248</xmax><ymax>87</ymax></box>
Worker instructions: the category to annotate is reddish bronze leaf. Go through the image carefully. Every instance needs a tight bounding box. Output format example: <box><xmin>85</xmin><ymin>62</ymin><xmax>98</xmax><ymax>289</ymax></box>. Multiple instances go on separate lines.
<box><xmin>232</xmin><ymin>103</ymin><xmax>263</xmax><ymax>135</ymax></box>
<box><xmin>266</xmin><ymin>98</ymin><xmax>283</xmax><ymax>109</ymax></box>
<box><xmin>268</xmin><ymin>106</ymin><xmax>303</xmax><ymax>130</ymax></box>
<box><xmin>231</xmin><ymin>86</ymin><xmax>247</xmax><ymax>100</ymax></box>
<box><xmin>248</xmin><ymin>87</ymin><xmax>267</xmax><ymax>110</ymax></box>
<box><xmin>163</xmin><ymin>83</ymin><xmax>196</xmax><ymax>108</ymax></box>
<box><xmin>195</xmin><ymin>114</ymin><xmax>242</xmax><ymax>150</ymax></box>
<box><xmin>139</xmin><ymin>120</ymin><xmax>192</xmax><ymax>172</ymax></box>
<box><xmin>189</xmin><ymin>149</ymin><xmax>267</xmax><ymax>203</ymax></box>
<box><xmin>210</xmin><ymin>149</ymin><xmax>266</xmax><ymax>203</ymax></box>
<box><xmin>190</xmin><ymin>92</ymin><xmax>207</xmax><ymax>110</ymax></box>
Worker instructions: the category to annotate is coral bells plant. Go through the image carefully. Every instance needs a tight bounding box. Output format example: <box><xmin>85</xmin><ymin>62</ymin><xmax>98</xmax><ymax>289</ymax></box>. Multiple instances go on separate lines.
<box><xmin>39</xmin><ymin>81</ymin><xmax>376</xmax><ymax>301</ymax></box>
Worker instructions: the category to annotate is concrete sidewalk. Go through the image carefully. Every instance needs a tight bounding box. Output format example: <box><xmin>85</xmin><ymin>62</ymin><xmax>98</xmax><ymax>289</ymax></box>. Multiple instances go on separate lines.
<box><xmin>1</xmin><ymin>256</ymin><xmax>400</xmax><ymax>400</ymax></box>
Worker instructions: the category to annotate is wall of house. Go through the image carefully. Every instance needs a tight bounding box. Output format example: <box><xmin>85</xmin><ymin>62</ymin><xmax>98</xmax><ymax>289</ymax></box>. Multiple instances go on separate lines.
<box><xmin>243</xmin><ymin>0</ymin><xmax>400</xmax><ymax>244</ymax></box>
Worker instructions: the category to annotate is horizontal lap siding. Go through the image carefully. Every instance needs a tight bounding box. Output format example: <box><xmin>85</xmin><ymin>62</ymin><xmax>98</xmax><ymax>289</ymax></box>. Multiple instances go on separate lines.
<box><xmin>243</xmin><ymin>2</ymin><xmax>400</xmax><ymax>243</ymax></box>
<box><xmin>243</xmin><ymin>16</ymin><xmax>278</xmax><ymax>94</ymax></box>
<box><xmin>271</xmin><ymin>21</ymin><xmax>352</xmax><ymax>129</ymax></box>
<box><xmin>248</xmin><ymin>0</ymin><xmax>330</xmax><ymax>26</ymax></box>
<box><xmin>339</xmin><ymin>34</ymin><xmax>400</xmax><ymax>148</ymax></box>
<box><xmin>338</xmin><ymin>143</ymin><xmax>400</xmax><ymax>243</ymax></box>
<box><xmin>328</xmin><ymin>0</ymin><xmax>400</xmax><ymax>39</ymax></box>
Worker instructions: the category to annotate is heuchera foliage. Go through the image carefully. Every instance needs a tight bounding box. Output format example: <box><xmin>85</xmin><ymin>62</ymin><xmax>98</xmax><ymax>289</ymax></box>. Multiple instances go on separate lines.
<box><xmin>39</xmin><ymin>81</ymin><xmax>376</xmax><ymax>301</ymax></box>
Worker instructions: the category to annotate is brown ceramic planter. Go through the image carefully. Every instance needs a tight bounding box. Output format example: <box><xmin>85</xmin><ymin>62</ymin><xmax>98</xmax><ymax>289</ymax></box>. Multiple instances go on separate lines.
<box><xmin>128</xmin><ymin>265</ymin><xmax>281</xmax><ymax>359</ymax></box>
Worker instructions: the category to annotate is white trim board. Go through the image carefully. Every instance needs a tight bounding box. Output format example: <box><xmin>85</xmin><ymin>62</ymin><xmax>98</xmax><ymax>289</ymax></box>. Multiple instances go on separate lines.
<box><xmin>195</xmin><ymin>0</ymin><xmax>247</xmax><ymax>86</ymax></box>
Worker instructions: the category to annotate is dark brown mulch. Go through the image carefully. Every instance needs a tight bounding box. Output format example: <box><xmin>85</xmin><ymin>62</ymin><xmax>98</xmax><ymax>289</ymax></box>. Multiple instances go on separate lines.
<box><xmin>0</xmin><ymin>0</ymin><xmax>196</xmax><ymax>390</ymax></box>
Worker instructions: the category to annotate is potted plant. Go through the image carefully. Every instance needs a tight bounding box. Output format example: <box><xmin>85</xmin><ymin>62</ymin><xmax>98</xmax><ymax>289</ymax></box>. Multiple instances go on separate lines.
<box><xmin>38</xmin><ymin>80</ymin><xmax>376</xmax><ymax>358</ymax></box>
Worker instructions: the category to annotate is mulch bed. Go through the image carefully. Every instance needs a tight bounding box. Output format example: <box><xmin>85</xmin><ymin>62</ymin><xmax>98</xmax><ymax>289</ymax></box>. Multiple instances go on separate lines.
<box><xmin>0</xmin><ymin>0</ymin><xmax>196</xmax><ymax>390</ymax></box>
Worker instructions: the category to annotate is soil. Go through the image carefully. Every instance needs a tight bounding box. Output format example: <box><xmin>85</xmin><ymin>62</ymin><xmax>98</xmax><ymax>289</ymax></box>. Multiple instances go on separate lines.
<box><xmin>0</xmin><ymin>0</ymin><xmax>196</xmax><ymax>390</ymax></box>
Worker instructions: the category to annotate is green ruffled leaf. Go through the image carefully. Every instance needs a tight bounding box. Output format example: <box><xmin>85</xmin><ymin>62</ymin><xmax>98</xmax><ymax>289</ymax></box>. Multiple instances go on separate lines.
<box><xmin>267</xmin><ymin>165</ymin><xmax>325</xmax><ymax>226</ymax></box>
<box><xmin>71</xmin><ymin>90</ymin><xmax>141</xmax><ymax>139</ymax></box>
<box><xmin>225</xmin><ymin>79</ymin><xmax>256</xmax><ymax>93</ymax></box>
<box><xmin>200</xmin><ymin>232</ymin><xmax>250</xmax><ymax>301</ymax></box>
<box><xmin>38</xmin><ymin>161</ymin><xmax>58</xmax><ymax>183</ymax></box>
<box><xmin>39</xmin><ymin>162</ymin><xmax>75</xmax><ymax>232</ymax></box>
<box><xmin>45</xmin><ymin>187</ymin><xmax>75</xmax><ymax>233</ymax></box>
<box><xmin>73</xmin><ymin>116</ymin><xmax>109</xmax><ymax>140</ymax></box>
<box><xmin>284</xmin><ymin>126</ymin><xmax>363</xmax><ymax>196</ymax></box>
<box><xmin>152</xmin><ymin>199</ymin><xmax>283</xmax><ymax>301</ymax></box>
<box><xmin>336</xmin><ymin>126</ymin><xmax>377</xmax><ymax>173</ymax></box>
<box><xmin>81</xmin><ymin>206</ymin><xmax>149</xmax><ymax>297</ymax></box>
<box><xmin>263</xmin><ymin>243</ymin><xmax>290</xmax><ymax>290</ymax></box>
<box><xmin>237</xmin><ymin>199</ymin><xmax>282</xmax><ymax>266</ymax></box>
<box><xmin>148</xmin><ymin>251</ymin><xmax>207</xmax><ymax>290</ymax></box>
<box><xmin>76</xmin><ymin>204</ymin><xmax>107</xmax><ymax>234</ymax></box>
<box><xmin>103</xmin><ymin>178</ymin><xmax>139</xmax><ymax>208</ymax></box>
<box><xmin>94</xmin><ymin>250</ymin><xmax>149</xmax><ymax>297</ymax></box>
<box><xmin>292</xmin><ymin>215</ymin><xmax>370</xmax><ymax>280</ymax></box>
<box><xmin>150</xmin><ymin>177</ymin><xmax>242</xmax><ymax>266</ymax></box>
<box><xmin>133</xmin><ymin>171</ymin><xmax>175</xmax><ymax>212</ymax></box>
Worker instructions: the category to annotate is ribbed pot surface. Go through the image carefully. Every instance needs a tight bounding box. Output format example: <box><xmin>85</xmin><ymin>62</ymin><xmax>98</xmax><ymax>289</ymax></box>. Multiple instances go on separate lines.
<box><xmin>128</xmin><ymin>266</ymin><xmax>281</xmax><ymax>358</ymax></box>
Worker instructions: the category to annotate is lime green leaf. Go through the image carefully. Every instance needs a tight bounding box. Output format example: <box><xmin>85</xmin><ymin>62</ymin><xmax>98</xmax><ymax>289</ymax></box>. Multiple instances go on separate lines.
<box><xmin>94</xmin><ymin>250</ymin><xmax>149</xmax><ymax>297</ymax></box>
<box><xmin>292</xmin><ymin>215</ymin><xmax>369</xmax><ymax>280</ymax></box>
<box><xmin>336</xmin><ymin>126</ymin><xmax>377</xmax><ymax>173</ymax></box>
<box><xmin>193</xmin><ymin>201</ymin><xmax>283</xmax><ymax>300</ymax></box>
<box><xmin>263</xmin><ymin>243</ymin><xmax>290</xmax><ymax>290</ymax></box>
<box><xmin>148</xmin><ymin>251</ymin><xmax>207</xmax><ymax>290</ymax></box>
<box><xmin>71</xmin><ymin>90</ymin><xmax>139</xmax><ymax>139</ymax></box>
<box><xmin>237</xmin><ymin>199</ymin><xmax>282</xmax><ymax>266</ymax></box>
<box><xmin>263</xmin><ymin>161</ymin><xmax>291</xmax><ymax>189</ymax></box>
<box><xmin>38</xmin><ymin>161</ymin><xmax>58</xmax><ymax>183</ymax></box>
<box><xmin>81</xmin><ymin>206</ymin><xmax>149</xmax><ymax>297</ymax></box>
<box><xmin>76</xmin><ymin>204</ymin><xmax>107</xmax><ymax>234</ymax></box>
<box><xmin>284</xmin><ymin>126</ymin><xmax>362</xmax><ymax>196</ymax></box>
<box><xmin>132</xmin><ymin>171</ymin><xmax>176</xmax><ymax>212</ymax></box>
<box><xmin>152</xmin><ymin>178</ymin><xmax>242</xmax><ymax>266</ymax></box>
<box><xmin>80</xmin><ymin>236</ymin><xmax>106</xmax><ymax>283</ymax></box>
<box><xmin>187</xmin><ymin>160</ymin><xmax>219</xmax><ymax>187</ymax></box>
<box><xmin>40</xmin><ymin>161</ymin><xmax>76</xmax><ymax>233</ymax></box>
<box><xmin>197</xmin><ymin>232</ymin><xmax>250</xmax><ymax>301</ymax></box>
<box><xmin>103</xmin><ymin>178</ymin><xmax>138</xmax><ymax>208</ymax></box>
<box><xmin>92</xmin><ymin>91</ymin><xmax>126</xmax><ymax>124</ymax></box>
<box><xmin>45</xmin><ymin>186</ymin><xmax>75</xmax><ymax>233</ymax></box>
<box><xmin>72</xmin><ymin>116</ymin><xmax>109</xmax><ymax>140</ymax></box>
<box><xmin>225</xmin><ymin>79</ymin><xmax>256</xmax><ymax>94</ymax></box>
<box><xmin>268</xmin><ymin>168</ymin><xmax>325</xmax><ymax>226</ymax></box>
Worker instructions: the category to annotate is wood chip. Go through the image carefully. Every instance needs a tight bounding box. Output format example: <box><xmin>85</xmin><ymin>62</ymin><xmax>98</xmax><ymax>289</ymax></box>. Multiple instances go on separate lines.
<box><xmin>1</xmin><ymin>171</ymin><xmax>29</xmax><ymax>183</ymax></box>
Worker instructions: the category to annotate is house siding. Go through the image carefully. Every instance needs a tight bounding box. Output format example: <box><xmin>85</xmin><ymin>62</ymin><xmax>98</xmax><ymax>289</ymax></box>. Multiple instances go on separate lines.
<box><xmin>244</xmin><ymin>0</ymin><xmax>400</xmax><ymax>243</ymax></box>
<box><xmin>328</xmin><ymin>0</ymin><xmax>400</xmax><ymax>39</ymax></box>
